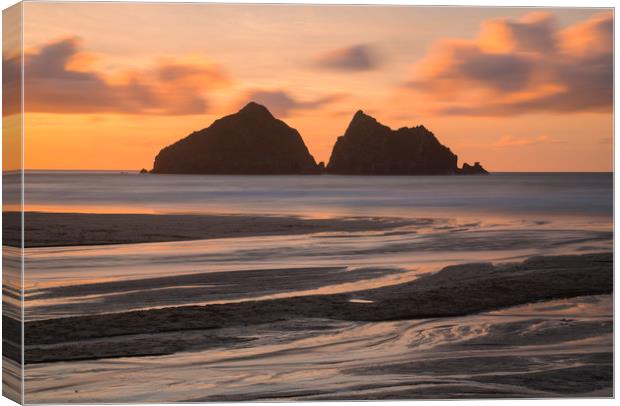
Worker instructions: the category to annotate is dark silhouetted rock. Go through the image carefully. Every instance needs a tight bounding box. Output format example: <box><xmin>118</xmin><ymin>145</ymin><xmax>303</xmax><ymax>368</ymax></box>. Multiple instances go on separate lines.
<box><xmin>459</xmin><ymin>162</ymin><xmax>488</xmax><ymax>175</ymax></box>
<box><xmin>152</xmin><ymin>102</ymin><xmax>320</xmax><ymax>174</ymax></box>
<box><xmin>327</xmin><ymin>111</ymin><xmax>464</xmax><ymax>175</ymax></box>
<box><xmin>139</xmin><ymin>168</ymin><xmax>149</xmax><ymax>174</ymax></box>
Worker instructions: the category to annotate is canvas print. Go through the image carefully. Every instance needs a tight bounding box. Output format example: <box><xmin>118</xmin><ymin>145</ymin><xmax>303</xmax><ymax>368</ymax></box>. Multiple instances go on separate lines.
<box><xmin>2</xmin><ymin>1</ymin><xmax>614</xmax><ymax>403</ymax></box>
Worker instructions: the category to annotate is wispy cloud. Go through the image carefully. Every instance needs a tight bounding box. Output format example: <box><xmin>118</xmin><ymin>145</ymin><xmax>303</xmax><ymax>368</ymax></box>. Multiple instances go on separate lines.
<box><xmin>403</xmin><ymin>12</ymin><xmax>612</xmax><ymax>116</ymax></box>
<box><xmin>493</xmin><ymin>134</ymin><xmax>558</xmax><ymax>148</ymax></box>
<box><xmin>315</xmin><ymin>44</ymin><xmax>379</xmax><ymax>71</ymax></box>
<box><xmin>4</xmin><ymin>37</ymin><xmax>230</xmax><ymax>116</ymax></box>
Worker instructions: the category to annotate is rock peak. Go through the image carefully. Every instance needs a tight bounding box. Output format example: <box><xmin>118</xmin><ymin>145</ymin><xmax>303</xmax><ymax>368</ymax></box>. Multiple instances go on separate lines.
<box><xmin>238</xmin><ymin>101</ymin><xmax>274</xmax><ymax>118</ymax></box>
<box><xmin>347</xmin><ymin>109</ymin><xmax>381</xmax><ymax>133</ymax></box>
<box><xmin>351</xmin><ymin>109</ymin><xmax>374</xmax><ymax>122</ymax></box>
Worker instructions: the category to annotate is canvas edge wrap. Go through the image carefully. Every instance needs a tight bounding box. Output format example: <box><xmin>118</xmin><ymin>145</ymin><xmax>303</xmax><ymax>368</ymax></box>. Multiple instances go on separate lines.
<box><xmin>2</xmin><ymin>1</ymin><xmax>24</xmax><ymax>404</ymax></box>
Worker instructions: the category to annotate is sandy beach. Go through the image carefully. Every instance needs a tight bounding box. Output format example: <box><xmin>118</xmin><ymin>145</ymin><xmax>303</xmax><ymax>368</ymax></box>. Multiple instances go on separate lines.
<box><xmin>7</xmin><ymin>211</ymin><xmax>612</xmax><ymax>365</ymax></box>
<box><xmin>7</xmin><ymin>172</ymin><xmax>613</xmax><ymax>401</ymax></box>
<box><xmin>16</xmin><ymin>251</ymin><xmax>611</xmax><ymax>365</ymax></box>
<box><xmin>5</xmin><ymin>211</ymin><xmax>418</xmax><ymax>247</ymax></box>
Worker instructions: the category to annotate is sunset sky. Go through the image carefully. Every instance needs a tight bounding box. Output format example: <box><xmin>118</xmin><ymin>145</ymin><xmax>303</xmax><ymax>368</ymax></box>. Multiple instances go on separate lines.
<box><xmin>5</xmin><ymin>3</ymin><xmax>613</xmax><ymax>171</ymax></box>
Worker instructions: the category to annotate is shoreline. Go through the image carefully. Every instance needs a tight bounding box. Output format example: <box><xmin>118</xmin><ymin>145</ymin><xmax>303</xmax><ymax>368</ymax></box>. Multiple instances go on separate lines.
<box><xmin>14</xmin><ymin>252</ymin><xmax>612</xmax><ymax>364</ymax></box>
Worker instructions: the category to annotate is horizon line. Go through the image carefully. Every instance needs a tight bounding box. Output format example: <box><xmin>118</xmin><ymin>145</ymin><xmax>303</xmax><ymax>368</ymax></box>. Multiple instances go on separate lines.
<box><xmin>11</xmin><ymin>169</ymin><xmax>614</xmax><ymax>174</ymax></box>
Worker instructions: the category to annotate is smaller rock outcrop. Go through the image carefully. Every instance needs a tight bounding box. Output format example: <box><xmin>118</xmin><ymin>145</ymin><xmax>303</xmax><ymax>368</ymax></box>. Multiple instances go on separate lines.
<box><xmin>458</xmin><ymin>162</ymin><xmax>488</xmax><ymax>175</ymax></box>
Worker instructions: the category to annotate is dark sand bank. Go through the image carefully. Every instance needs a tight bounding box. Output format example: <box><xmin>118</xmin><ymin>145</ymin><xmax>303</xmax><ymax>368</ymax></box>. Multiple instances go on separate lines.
<box><xmin>14</xmin><ymin>252</ymin><xmax>611</xmax><ymax>364</ymax></box>
<box><xmin>30</xmin><ymin>266</ymin><xmax>401</xmax><ymax>300</ymax></box>
<box><xmin>28</xmin><ymin>266</ymin><xmax>407</xmax><ymax>318</ymax></box>
<box><xmin>4</xmin><ymin>211</ymin><xmax>419</xmax><ymax>247</ymax></box>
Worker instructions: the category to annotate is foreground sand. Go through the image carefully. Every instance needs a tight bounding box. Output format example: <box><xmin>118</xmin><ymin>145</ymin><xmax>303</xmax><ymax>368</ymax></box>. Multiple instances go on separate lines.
<box><xmin>5</xmin><ymin>211</ymin><xmax>612</xmax><ymax>400</ymax></box>
<box><xmin>4</xmin><ymin>211</ymin><xmax>418</xmax><ymax>247</ymax></box>
<box><xmin>20</xmin><ymin>293</ymin><xmax>612</xmax><ymax>401</ymax></box>
<box><xmin>10</xmin><ymin>252</ymin><xmax>611</xmax><ymax>364</ymax></box>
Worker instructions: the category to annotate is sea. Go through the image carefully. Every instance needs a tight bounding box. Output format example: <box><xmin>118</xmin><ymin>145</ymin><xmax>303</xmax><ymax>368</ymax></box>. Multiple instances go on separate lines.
<box><xmin>19</xmin><ymin>171</ymin><xmax>614</xmax><ymax>218</ymax></box>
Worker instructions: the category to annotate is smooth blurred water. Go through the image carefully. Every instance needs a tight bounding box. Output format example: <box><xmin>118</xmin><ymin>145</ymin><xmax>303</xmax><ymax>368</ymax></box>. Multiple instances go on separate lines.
<box><xmin>22</xmin><ymin>171</ymin><xmax>613</xmax><ymax>219</ymax></box>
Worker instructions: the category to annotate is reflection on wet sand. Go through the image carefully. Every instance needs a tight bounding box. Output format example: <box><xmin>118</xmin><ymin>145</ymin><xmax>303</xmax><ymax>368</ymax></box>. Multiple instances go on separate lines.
<box><xmin>23</xmin><ymin>215</ymin><xmax>611</xmax><ymax>321</ymax></box>
<box><xmin>25</xmin><ymin>295</ymin><xmax>612</xmax><ymax>402</ymax></box>
<box><xmin>2</xmin><ymin>246</ymin><xmax>23</xmax><ymax>401</ymax></box>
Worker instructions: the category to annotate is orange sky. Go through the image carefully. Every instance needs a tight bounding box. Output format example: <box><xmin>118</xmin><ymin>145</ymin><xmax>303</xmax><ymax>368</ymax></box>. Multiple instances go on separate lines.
<box><xmin>4</xmin><ymin>3</ymin><xmax>613</xmax><ymax>171</ymax></box>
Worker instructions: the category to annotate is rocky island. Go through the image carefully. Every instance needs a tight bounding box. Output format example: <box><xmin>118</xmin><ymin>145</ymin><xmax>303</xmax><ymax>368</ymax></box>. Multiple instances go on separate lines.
<box><xmin>327</xmin><ymin>110</ymin><xmax>487</xmax><ymax>175</ymax></box>
<box><xmin>150</xmin><ymin>102</ymin><xmax>487</xmax><ymax>175</ymax></box>
<box><xmin>152</xmin><ymin>102</ymin><xmax>321</xmax><ymax>174</ymax></box>
<box><xmin>460</xmin><ymin>161</ymin><xmax>489</xmax><ymax>175</ymax></box>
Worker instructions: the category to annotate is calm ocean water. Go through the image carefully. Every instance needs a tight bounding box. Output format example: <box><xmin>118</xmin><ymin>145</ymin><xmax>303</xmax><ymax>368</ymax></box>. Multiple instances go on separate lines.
<box><xmin>20</xmin><ymin>171</ymin><xmax>613</xmax><ymax>218</ymax></box>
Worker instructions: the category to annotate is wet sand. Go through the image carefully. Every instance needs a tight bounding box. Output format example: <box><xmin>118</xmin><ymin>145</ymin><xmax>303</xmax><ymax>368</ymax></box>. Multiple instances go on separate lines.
<box><xmin>6</xmin><ymin>208</ymin><xmax>613</xmax><ymax>400</ymax></box>
<box><xmin>16</xmin><ymin>252</ymin><xmax>611</xmax><ymax>364</ymax></box>
<box><xmin>24</xmin><ymin>295</ymin><xmax>613</xmax><ymax>401</ymax></box>
<box><xmin>18</xmin><ymin>210</ymin><xmax>611</xmax><ymax>323</ymax></box>
<box><xmin>5</xmin><ymin>212</ymin><xmax>419</xmax><ymax>247</ymax></box>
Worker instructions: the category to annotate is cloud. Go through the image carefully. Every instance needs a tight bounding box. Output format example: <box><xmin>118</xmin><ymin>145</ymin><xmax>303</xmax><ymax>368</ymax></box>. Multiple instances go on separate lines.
<box><xmin>404</xmin><ymin>12</ymin><xmax>612</xmax><ymax>116</ymax></box>
<box><xmin>3</xmin><ymin>37</ymin><xmax>229</xmax><ymax>116</ymax></box>
<box><xmin>2</xmin><ymin>49</ymin><xmax>22</xmax><ymax>116</ymax></box>
<box><xmin>316</xmin><ymin>44</ymin><xmax>379</xmax><ymax>71</ymax></box>
<box><xmin>478</xmin><ymin>12</ymin><xmax>557</xmax><ymax>54</ymax></box>
<box><xmin>493</xmin><ymin>134</ymin><xmax>556</xmax><ymax>148</ymax></box>
<box><xmin>239</xmin><ymin>90</ymin><xmax>344</xmax><ymax>117</ymax></box>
